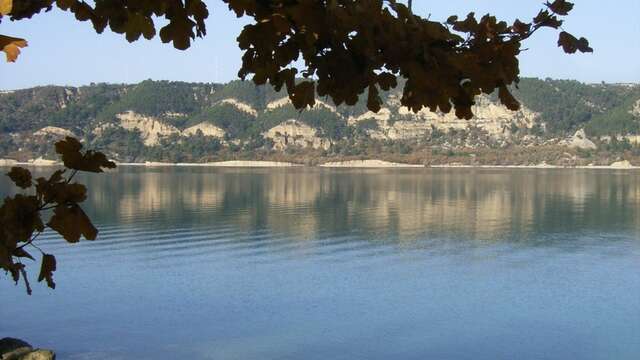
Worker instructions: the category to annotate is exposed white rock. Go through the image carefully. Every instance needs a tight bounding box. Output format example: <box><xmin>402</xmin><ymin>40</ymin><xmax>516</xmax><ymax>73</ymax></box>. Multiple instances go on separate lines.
<box><xmin>0</xmin><ymin>159</ymin><xmax>17</xmax><ymax>166</ymax></box>
<box><xmin>164</xmin><ymin>112</ymin><xmax>187</xmax><ymax>118</ymax></box>
<box><xmin>182</xmin><ymin>122</ymin><xmax>226</xmax><ymax>138</ymax></box>
<box><xmin>348</xmin><ymin>108</ymin><xmax>391</xmax><ymax>126</ymax></box>
<box><xmin>349</xmin><ymin>95</ymin><xmax>538</xmax><ymax>141</ymax></box>
<box><xmin>33</xmin><ymin>126</ymin><xmax>75</xmax><ymax>138</ymax></box>
<box><xmin>562</xmin><ymin>129</ymin><xmax>597</xmax><ymax>150</ymax></box>
<box><xmin>266</xmin><ymin>97</ymin><xmax>337</xmax><ymax>113</ymax></box>
<box><xmin>28</xmin><ymin>157</ymin><xmax>58</xmax><ymax>166</ymax></box>
<box><xmin>144</xmin><ymin>161</ymin><xmax>174</xmax><ymax>166</ymax></box>
<box><xmin>263</xmin><ymin>119</ymin><xmax>331</xmax><ymax>150</ymax></box>
<box><xmin>610</xmin><ymin>160</ymin><xmax>633</xmax><ymax>168</ymax></box>
<box><xmin>117</xmin><ymin>111</ymin><xmax>180</xmax><ymax>146</ymax></box>
<box><xmin>387</xmin><ymin>121</ymin><xmax>432</xmax><ymax>140</ymax></box>
<box><xmin>220</xmin><ymin>98</ymin><xmax>258</xmax><ymax>117</ymax></box>
<box><xmin>91</xmin><ymin>123</ymin><xmax>117</xmax><ymax>136</ymax></box>
<box><xmin>205</xmin><ymin>161</ymin><xmax>301</xmax><ymax>167</ymax></box>
<box><xmin>631</xmin><ymin>99</ymin><xmax>640</xmax><ymax>117</ymax></box>
<box><xmin>266</xmin><ymin>97</ymin><xmax>292</xmax><ymax>110</ymax></box>
<box><xmin>320</xmin><ymin>160</ymin><xmax>423</xmax><ymax>168</ymax></box>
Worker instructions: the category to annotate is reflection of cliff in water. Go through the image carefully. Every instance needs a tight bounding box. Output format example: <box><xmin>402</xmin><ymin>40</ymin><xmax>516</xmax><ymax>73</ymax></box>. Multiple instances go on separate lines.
<box><xmin>82</xmin><ymin>168</ymin><xmax>640</xmax><ymax>240</ymax></box>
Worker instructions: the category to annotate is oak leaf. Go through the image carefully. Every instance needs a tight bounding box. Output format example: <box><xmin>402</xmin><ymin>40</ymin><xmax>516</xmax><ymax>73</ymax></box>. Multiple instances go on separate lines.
<box><xmin>7</xmin><ymin>167</ymin><xmax>32</xmax><ymax>189</ymax></box>
<box><xmin>47</xmin><ymin>204</ymin><xmax>97</xmax><ymax>243</ymax></box>
<box><xmin>37</xmin><ymin>254</ymin><xmax>56</xmax><ymax>289</ymax></box>
<box><xmin>0</xmin><ymin>0</ymin><xmax>11</xmax><ymax>15</ymax></box>
<box><xmin>547</xmin><ymin>0</ymin><xmax>574</xmax><ymax>16</ymax></box>
<box><xmin>55</xmin><ymin>137</ymin><xmax>116</xmax><ymax>173</ymax></box>
<box><xmin>0</xmin><ymin>35</ymin><xmax>28</xmax><ymax>62</ymax></box>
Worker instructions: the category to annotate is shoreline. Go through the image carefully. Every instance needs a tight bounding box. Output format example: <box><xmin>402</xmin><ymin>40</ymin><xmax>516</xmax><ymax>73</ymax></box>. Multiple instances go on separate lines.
<box><xmin>2</xmin><ymin>159</ymin><xmax>639</xmax><ymax>169</ymax></box>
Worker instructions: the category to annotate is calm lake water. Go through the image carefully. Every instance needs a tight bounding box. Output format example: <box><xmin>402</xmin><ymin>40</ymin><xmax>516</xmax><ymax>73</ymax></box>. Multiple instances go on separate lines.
<box><xmin>1</xmin><ymin>167</ymin><xmax>639</xmax><ymax>359</ymax></box>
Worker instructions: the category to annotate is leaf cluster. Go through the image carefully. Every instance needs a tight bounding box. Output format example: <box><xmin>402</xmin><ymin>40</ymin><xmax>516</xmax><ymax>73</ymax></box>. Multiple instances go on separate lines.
<box><xmin>0</xmin><ymin>137</ymin><xmax>114</xmax><ymax>294</ymax></box>
<box><xmin>227</xmin><ymin>0</ymin><xmax>591</xmax><ymax>119</ymax></box>
<box><xmin>2</xmin><ymin>0</ymin><xmax>591</xmax><ymax>121</ymax></box>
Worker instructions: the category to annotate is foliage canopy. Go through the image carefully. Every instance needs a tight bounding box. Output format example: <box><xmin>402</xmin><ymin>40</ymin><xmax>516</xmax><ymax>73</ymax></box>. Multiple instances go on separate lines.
<box><xmin>1</xmin><ymin>0</ymin><xmax>591</xmax><ymax>119</ymax></box>
<box><xmin>1</xmin><ymin>138</ymin><xmax>115</xmax><ymax>294</ymax></box>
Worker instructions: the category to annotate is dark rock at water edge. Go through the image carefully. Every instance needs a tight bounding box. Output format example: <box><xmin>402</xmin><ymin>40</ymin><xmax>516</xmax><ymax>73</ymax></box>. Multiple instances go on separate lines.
<box><xmin>0</xmin><ymin>338</ymin><xmax>55</xmax><ymax>360</ymax></box>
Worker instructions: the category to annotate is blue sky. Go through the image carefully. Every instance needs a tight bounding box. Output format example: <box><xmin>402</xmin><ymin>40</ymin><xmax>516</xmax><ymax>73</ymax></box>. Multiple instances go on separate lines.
<box><xmin>1</xmin><ymin>0</ymin><xmax>639</xmax><ymax>90</ymax></box>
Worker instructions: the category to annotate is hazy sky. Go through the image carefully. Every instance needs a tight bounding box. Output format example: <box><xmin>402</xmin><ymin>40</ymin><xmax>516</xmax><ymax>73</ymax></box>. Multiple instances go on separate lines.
<box><xmin>1</xmin><ymin>0</ymin><xmax>639</xmax><ymax>90</ymax></box>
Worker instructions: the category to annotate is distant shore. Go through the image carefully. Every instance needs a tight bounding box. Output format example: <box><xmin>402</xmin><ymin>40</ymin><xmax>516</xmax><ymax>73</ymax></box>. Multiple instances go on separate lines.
<box><xmin>2</xmin><ymin>158</ymin><xmax>639</xmax><ymax>169</ymax></box>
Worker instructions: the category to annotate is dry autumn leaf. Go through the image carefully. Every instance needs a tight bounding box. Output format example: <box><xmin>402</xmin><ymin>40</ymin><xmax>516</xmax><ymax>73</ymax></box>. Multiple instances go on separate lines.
<box><xmin>37</xmin><ymin>254</ymin><xmax>57</xmax><ymax>289</ymax></box>
<box><xmin>0</xmin><ymin>0</ymin><xmax>11</xmax><ymax>15</ymax></box>
<box><xmin>0</xmin><ymin>35</ymin><xmax>28</xmax><ymax>62</ymax></box>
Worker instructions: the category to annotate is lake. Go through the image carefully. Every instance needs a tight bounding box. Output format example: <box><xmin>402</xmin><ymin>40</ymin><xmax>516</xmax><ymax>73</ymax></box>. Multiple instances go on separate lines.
<box><xmin>1</xmin><ymin>167</ymin><xmax>639</xmax><ymax>359</ymax></box>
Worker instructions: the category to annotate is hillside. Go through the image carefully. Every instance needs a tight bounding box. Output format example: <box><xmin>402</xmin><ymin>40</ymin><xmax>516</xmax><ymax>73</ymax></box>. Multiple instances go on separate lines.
<box><xmin>1</xmin><ymin>78</ymin><xmax>639</xmax><ymax>165</ymax></box>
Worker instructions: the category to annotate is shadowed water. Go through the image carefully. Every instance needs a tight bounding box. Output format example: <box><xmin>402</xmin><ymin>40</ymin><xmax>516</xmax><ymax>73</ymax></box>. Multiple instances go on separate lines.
<box><xmin>1</xmin><ymin>167</ymin><xmax>639</xmax><ymax>359</ymax></box>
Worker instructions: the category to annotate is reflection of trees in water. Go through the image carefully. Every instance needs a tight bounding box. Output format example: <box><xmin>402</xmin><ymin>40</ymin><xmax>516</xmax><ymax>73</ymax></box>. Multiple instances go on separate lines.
<box><xmin>81</xmin><ymin>168</ymin><xmax>640</xmax><ymax>240</ymax></box>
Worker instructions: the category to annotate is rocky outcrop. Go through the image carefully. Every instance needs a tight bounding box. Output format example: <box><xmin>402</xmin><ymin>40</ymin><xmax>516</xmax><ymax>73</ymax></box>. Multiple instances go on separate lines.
<box><xmin>266</xmin><ymin>97</ymin><xmax>337</xmax><ymax>113</ymax></box>
<box><xmin>220</xmin><ymin>98</ymin><xmax>258</xmax><ymax>117</ymax></box>
<box><xmin>182</xmin><ymin>122</ymin><xmax>226</xmax><ymax>138</ymax></box>
<box><xmin>0</xmin><ymin>159</ymin><xmax>17</xmax><ymax>166</ymax></box>
<box><xmin>263</xmin><ymin>119</ymin><xmax>331</xmax><ymax>150</ymax></box>
<box><xmin>28</xmin><ymin>157</ymin><xmax>59</xmax><ymax>166</ymax></box>
<box><xmin>631</xmin><ymin>99</ymin><xmax>640</xmax><ymax>117</ymax></box>
<box><xmin>206</xmin><ymin>161</ymin><xmax>300</xmax><ymax>167</ymax></box>
<box><xmin>91</xmin><ymin>123</ymin><xmax>117</xmax><ymax>137</ymax></box>
<box><xmin>116</xmin><ymin>111</ymin><xmax>180</xmax><ymax>146</ymax></box>
<box><xmin>348</xmin><ymin>108</ymin><xmax>392</xmax><ymax>126</ymax></box>
<box><xmin>0</xmin><ymin>338</ymin><xmax>55</xmax><ymax>360</ymax></box>
<box><xmin>33</xmin><ymin>126</ymin><xmax>75</xmax><ymax>138</ymax></box>
<box><xmin>350</xmin><ymin>96</ymin><xmax>538</xmax><ymax>141</ymax></box>
<box><xmin>561</xmin><ymin>129</ymin><xmax>597</xmax><ymax>150</ymax></box>
<box><xmin>610</xmin><ymin>160</ymin><xmax>633</xmax><ymax>168</ymax></box>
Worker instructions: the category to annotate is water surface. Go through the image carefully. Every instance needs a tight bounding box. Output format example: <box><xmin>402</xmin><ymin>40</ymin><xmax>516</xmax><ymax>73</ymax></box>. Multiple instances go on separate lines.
<box><xmin>1</xmin><ymin>168</ymin><xmax>639</xmax><ymax>359</ymax></box>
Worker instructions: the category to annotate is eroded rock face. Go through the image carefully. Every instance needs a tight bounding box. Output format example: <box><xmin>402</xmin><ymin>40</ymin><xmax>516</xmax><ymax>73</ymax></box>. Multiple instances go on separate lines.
<box><xmin>562</xmin><ymin>129</ymin><xmax>597</xmax><ymax>150</ymax></box>
<box><xmin>182</xmin><ymin>122</ymin><xmax>226</xmax><ymax>138</ymax></box>
<box><xmin>116</xmin><ymin>111</ymin><xmax>180</xmax><ymax>146</ymax></box>
<box><xmin>631</xmin><ymin>99</ymin><xmax>640</xmax><ymax>117</ymax></box>
<box><xmin>21</xmin><ymin>350</ymin><xmax>56</xmax><ymax>360</ymax></box>
<box><xmin>33</xmin><ymin>126</ymin><xmax>75</xmax><ymax>138</ymax></box>
<box><xmin>266</xmin><ymin>97</ymin><xmax>337</xmax><ymax>113</ymax></box>
<box><xmin>220</xmin><ymin>98</ymin><xmax>258</xmax><ymax>117</ymax></box>
<box><xmin>263</xmin><ymin>119</ymin><xmax>331</xmax><ymax>150</ymax></box>
<box><xmin>611</xmin><ymin>160</ymin><xmax>633</xmax><ymax>168</ymax></box>
<box><xmin>349</xmin><ymin>96</ymin><xmax>538</xmax><ymax>140</ymax></box>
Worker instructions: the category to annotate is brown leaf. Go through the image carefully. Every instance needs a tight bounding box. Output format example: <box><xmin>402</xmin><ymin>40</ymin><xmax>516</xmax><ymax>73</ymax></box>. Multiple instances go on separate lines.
<box><xmin>0</xmin><ymin>35</ymin><xmax>28</xmax><ymax>62</ymax></box>
<box><xmin>37</xmin><ymin>254</ymin><xmax>56</xmax><ymax>289</ymax></box>
<box><xmin>558</xmin><ymin>31</ymin><xmax>592</xmax><ymax>54</ymax></box>
<box><xmin>0</xmin><ymin>0</ymin><xmax>11</xmax><ymax>15</ymax></box>
<box><xmin>0</xmin><ymin>194</ymin><xmax>44</xmax><ymax>245</ymax></box>
<box><xmin>7</xmin><ymin>167</ymin><xmax>32</xmax><ymax>189</ymax></box>
<box><xmin>546</xmin><ymin>0</ymin><xmax>574</xmax><ymax>16</ymax></box>
<box><xmin>47</xmin><ymin>205</ymin><xmax>97</xmax><ymax>243</ymax></box>
<box><xmin>54</xmin><ymin>137</ymin><xmax>116</xmax><ymax>173</ymax></box>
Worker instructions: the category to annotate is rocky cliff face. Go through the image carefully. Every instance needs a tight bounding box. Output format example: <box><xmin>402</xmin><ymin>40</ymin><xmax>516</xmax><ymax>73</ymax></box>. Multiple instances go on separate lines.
<box><xmin>263</xmin><ymin>119</ymin><xmax>332</xmax><ymax>150</ymax></box>
<box><xmin>117</xmin><ymin>111</ymin><xmax>181</xmax><ymax>146</ymax></box>
<box><xmin>350</xmin><ymin>95</ymin><xmax>538</xmax><ymax>141</ymax></box>
<box><xmin>182</xmin><ymin>122</ymin><xmax>226</xmax><ymax>138</ymax></box>
<box><xmin>2</xmin><ymin>79</ymin><xmax>638</xmax><ymax>161</ymax></box>
<box><xmin>632</xmin><ymin>99</ymin><xmax>640</xmax><ymax>117</ymax></box>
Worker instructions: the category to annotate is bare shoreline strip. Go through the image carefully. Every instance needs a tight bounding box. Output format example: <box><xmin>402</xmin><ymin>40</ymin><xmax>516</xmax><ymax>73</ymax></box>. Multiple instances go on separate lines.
<box><xmin>1</xmin><ymin>159</ymin><xmax>639</xmax><ymax>169</ymax></box>
<box><xmin>319</xmin><ymin>160</ymin><xmax>423</xmax><ymax>168</ymax></box>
